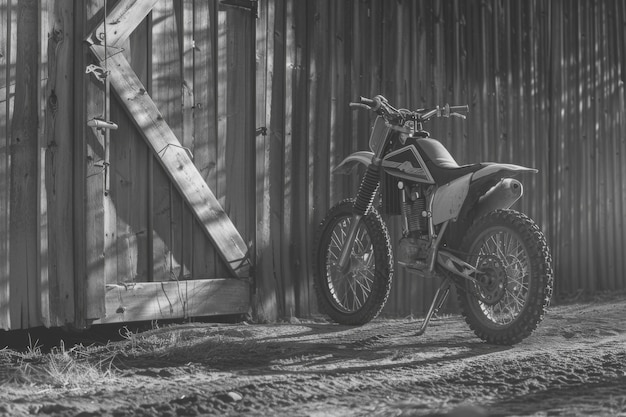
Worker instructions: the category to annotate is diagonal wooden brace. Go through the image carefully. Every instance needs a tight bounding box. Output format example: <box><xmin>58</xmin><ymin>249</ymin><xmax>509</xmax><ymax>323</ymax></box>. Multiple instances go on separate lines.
<box><xmin>86</xmin><ymin>0</ymin><xmax>160</xmax><ymax>47</ymax></box>
<box><xmin>89</xmin><ymin>45</ymin><xmax>251</xmax><ymax>278</ymax></box>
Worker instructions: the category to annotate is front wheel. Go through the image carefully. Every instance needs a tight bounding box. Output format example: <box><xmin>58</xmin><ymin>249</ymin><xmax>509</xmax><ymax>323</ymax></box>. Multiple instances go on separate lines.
<box><xmin>456</xmin><ymin>209</ymin><xmax>554</xmax><ymax>345</ymax></box>
<box><xmin>313</xmin><ymin>199</ymin><xmax>393</xmax><ymax>325</ymax></box>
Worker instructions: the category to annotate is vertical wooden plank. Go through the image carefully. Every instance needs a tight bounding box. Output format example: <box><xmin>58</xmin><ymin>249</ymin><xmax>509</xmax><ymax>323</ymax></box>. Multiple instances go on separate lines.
<box><xmin>43</xmin><ymin>0</ymin><xmax>76</xmax><ymax>326</ymax></box>
<box><xmin>282</xmin><ymin>0</ymin><xmax>296</xmax><ymax>318</ymax></box>
<box><xmin>562</xmin><ymin>1</ymin><xmax>576</xmax><ymax>295</ymax></box>
<box><xmin>180</xmin><ymin>0</ymin><xmax>194</xmax><ymax>280</ymax></box>
<box><xmin>384</xmin><ymin>0</ymin><xmax>402</xmax><ymax>316</ymax></box>
<box><xmin>548</xmin><ymin>0</ymin><xmax>565</xmax><ymax>292</ymax></box>
<box><xmin>254</xmin><ymin>0</ymin><xmax>277</xmax><ymax>321</ymax></box>
<box><xmin>597</xmin><ymin>1</ymin><xmax>615</xmax><ymax>291</ymax></box>
<box><xmin>6</xmin><ymin>0</ymin><xmax>16</xmax><ymax>325</ymax></box>
<box><xmin>214</xmin><ymin>2</ymin><xmax>255</xmax><ymax>280</ymax></box>
<box><xmin>181</xmin><ymin>0</ymin><xmax>194</xmax><ymax>153</ymax></box>
<box><xmin>307</xmin><ymin>0</ymin><xmax>332</xmax><ymax>315</ymax></box>
<box><xmin>38</xmin><ymin>0</ymin><xmax>50</xmax><ymax>328</ymax></box>
<box><xmin>0</xmin><ymin>0</ymin><xmax>10</xmax><ymax>329</ymax></box>
<box><xmin>216</xmin><ymin>7</ymin><xmax>228</xmax><ymax>212</ymax></box>
<box><xmin>77</xmin><ymin>0</ymin><xmax>106</xmax><ymax>323</ymax></box>
<box><xmin>530</xmin><ymin>0</ymin><xmax>551</xmax><ymax>276</ymax></box>
<box><xmin>579</xmin><ymin>1</ymin><xmax>596</xmax><ymax>293</ymax></box>
<box><xmin>110</xmin><ymin>104</ymin><xmax>147</xmax><ymax>284</ymax></box>
<box><xmin>112</xmin><ymin>19</ymin><xmax>151</xmax><ymax>285</ymax></box>
<box><xmin>192</xmin><ymin>0</ymin><xmax>226</xmax><ymax>279</ymax></box>
<box><xmin>269</xmin><ymin>0</ymin><xmax>291</xmax><ymax>318</ymax></box>
<box><xmin>608</xmin><ymin>0</ymin><xmax>624</xmax><ymax>289</ymax></box>
<box><xmin>111</xmin><ymin>22</ymin><xmax>150</xmax><ymax>285</ymax></box>
<box><xmin>151</xmin><ymin>0</ymin><xmax>183</xmax><ymax>282</ymax></box>
<box><xmin>291</xmin><ymin>0</ymin><xmax>310</xmax><ymax>316</ymax></box>
<box><xmin>611</xmin><ymin>0</ymin><xmax>626</xmax><ymax>288</ymax></box>
<box><xmin>327</xmin><ymin>0</ymin><xmax>339</xmax><ymax>205</ymax></box>
<box><xmin>224</xmin><ymin>7</ymin><xmax>254</xmax><ymax>272</ymax></box>
<box><xmin>10</xmin><ymin>0</ymin><xmax>39</xmax><ymax>328</ymax></box>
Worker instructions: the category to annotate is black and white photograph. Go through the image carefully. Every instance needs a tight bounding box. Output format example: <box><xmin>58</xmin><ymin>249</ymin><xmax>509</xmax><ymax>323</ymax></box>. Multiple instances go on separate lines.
<box><xmin>0</xmin><ymin>1</ymin><xmax>625</xmax><ymax>416</ymax></box>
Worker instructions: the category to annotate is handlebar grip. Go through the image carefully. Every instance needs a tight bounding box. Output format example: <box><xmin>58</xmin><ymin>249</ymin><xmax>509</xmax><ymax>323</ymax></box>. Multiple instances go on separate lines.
<box><xmin>349</xmin><ymin>102</ymin><xmax>371</xmax><ymax>110</ymax></box>
<box><xmin>350</xmin><ymin>96</ymin><xmax>383</xmax><ymax>112</ymax></box>
<box><xmin>449</xmin><ymin>105</ymin><xmax>469</xmax><ymax>113</ymax></box>
<box><xmin>359</xmin><ymin>96</ymin><xmax>376</xmax><ymax>107</ymax></box>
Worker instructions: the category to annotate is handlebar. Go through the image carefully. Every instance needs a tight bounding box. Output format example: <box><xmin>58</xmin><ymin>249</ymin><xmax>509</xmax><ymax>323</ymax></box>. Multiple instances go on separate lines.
<box><xmin>349</xmin><ymin>95</ymin><xmax>469</xmax><ymax>126</ymax></box>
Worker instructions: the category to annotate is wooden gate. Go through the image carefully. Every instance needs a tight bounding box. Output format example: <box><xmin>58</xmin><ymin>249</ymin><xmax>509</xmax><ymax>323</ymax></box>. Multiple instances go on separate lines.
<box><xmin>78</xmin><ymin>0</ymin><xmax>256</xmax><ymax>325</ymax></box>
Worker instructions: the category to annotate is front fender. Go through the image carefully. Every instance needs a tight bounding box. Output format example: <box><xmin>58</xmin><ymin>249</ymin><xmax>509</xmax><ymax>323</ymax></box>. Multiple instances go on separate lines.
<box><xmin>333</xmin><ymin>151</ymin><xmax>374</xmax><ymax>175</ymax></box>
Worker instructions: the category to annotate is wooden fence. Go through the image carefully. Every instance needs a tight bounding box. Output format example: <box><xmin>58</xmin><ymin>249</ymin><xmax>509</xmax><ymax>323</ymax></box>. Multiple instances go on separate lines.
<box><xmin>1</xmin><ymin>0</ymin><xmax>625</xmax><ymax>329</ymax></box>
<box><xmin>255</xmin><ymin>0</ymin><xmax>626</xmax><ymax>318</ymax></box>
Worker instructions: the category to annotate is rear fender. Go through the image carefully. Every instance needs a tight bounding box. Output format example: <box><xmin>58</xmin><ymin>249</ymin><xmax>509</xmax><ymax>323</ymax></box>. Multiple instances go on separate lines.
<box><xmin>473</xmin><ymin>178</ymin><xmax>524</xmax><ymax>220</ymax></box>
<box><xmin>443</xmin><ymin>168</ymin><xmax>533</xmax><ymax>247</ymax></box>
<box><xmin>333</xmin><ymin>151</ymin><xmax>374</xmax><ymax>175</ymax></box>
<box><xmin>472</xmin><ymin>163</ymin><xmax>537</xmax><ymax>181</ymax></box>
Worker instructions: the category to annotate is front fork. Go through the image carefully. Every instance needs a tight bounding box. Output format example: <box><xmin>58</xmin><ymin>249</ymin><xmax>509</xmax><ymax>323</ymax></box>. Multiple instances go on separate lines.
<box><xmin>338</xmin><ymin>163</ymin><xmax>381</xmax><ymax>270</ymax></box>
<box><xmin>337</xmin><ymin>214</ymin><xmax>363</xmax><ymax>272</ymax></box>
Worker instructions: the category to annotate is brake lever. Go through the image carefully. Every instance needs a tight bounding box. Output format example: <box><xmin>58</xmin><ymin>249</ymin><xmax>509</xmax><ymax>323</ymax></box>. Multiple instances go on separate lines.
<box><xmin>450</xmin><ymin>112</ymin><xmax>466</xmax><ymax>120</ymax></box>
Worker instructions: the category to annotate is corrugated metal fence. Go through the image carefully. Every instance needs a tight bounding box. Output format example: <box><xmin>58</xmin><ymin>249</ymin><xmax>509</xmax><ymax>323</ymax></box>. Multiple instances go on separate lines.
<box><xmin>254</xmin><ymin>0</ymin><xmax>626</xmax><ymax>318</ymax></box>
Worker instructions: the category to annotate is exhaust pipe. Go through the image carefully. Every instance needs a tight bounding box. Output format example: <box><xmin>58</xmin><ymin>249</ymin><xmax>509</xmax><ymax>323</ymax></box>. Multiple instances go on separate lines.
<box><xmin>474</xmin><ymin>178</ymin><xmax>523</xmax><ymax>219</ymax></box>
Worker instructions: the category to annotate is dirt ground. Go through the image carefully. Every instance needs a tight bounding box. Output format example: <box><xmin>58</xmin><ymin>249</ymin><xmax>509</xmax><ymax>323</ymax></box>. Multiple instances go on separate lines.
<box><xmin>1</xmin><ymin>295</ymin><xmax>625</xmax><ymax>417</ymax></box>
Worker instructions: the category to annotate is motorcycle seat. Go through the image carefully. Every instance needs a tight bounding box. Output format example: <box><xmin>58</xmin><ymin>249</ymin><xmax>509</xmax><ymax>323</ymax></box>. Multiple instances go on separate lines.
<box><xmin>416</xmin><ymin>138</ymin><xmax>485</xmax><ymax>185</ymax></box>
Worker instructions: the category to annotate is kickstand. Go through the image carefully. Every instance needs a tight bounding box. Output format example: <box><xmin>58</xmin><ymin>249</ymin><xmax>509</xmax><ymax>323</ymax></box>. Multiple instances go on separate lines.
<box><xmin>416</xmin><ymin>277</ymin><xmax>451</xmax><ymax>336</ymax></box>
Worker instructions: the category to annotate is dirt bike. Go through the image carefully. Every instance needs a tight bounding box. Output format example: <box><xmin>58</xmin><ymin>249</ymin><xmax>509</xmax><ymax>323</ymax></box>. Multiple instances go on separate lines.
<box><xmin>313</xmin><ymin>95</ymin><xmax>554</xmax><ymax>345</ymax></box>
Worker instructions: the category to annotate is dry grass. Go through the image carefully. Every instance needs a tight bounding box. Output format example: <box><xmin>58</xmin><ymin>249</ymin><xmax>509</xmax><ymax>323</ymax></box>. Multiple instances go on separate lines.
<box><xmin>0</xmin><ymin>323</ymin><xmax>267</xmax><ymax>390</ymax></box>
<box><xmin>109</xmin><ymin>324</ymin><xmax>265</xmax><ymax>369</ymax></box>
<box><xmin>0</xmin><ymin>335</ymin><xmax>117</xmax><ymax>389</ymax></box>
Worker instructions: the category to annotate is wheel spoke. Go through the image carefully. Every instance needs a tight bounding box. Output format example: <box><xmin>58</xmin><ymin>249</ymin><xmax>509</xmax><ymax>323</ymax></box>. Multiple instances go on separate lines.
<box><xmin>324</xmin><ymin>215</ymin><xmax>377</xmax><ymax>313</ymax></box>
<box><xmin>474</xmin><ymin>227</ymin><xmax>531</xmax><ymax>326</ymax></box>
<box><xmin>330</xmin><ymin>230</ymin><xmax>343</xmax><ymax>251</ymax></box>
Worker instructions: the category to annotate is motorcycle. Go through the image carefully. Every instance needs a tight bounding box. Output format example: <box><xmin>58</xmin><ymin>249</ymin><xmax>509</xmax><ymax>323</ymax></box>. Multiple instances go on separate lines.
<box><xmin>313</xmin><ymin>95</ymin><xmax>553</xmax><ymax>345</ymax></box>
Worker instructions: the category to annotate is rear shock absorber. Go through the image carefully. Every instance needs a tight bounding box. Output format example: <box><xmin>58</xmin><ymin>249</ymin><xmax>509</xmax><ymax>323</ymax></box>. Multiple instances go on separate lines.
<box><xmin>354</xmin><ymin>164</ymin><xmax>381</xmax><ymax>215</ymax></box>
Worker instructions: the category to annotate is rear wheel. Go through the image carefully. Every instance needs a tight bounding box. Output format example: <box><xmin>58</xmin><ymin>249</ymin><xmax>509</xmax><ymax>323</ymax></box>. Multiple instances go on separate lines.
<box><xmin>456</xmin><ymin>209</ymin><xmax>553</xmax><ymax>345</ymax></box>
<box><xmin>313</xmin><ymin>199</ymin><xmax>393</xmax><ymax>325</ymax></box>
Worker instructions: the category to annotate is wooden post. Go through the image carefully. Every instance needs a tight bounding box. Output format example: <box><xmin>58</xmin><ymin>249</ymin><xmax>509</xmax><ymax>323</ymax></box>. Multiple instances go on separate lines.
<box><xmin>75</xmin><ymin>0</ymin><xmax>107</xmax><ymax>325</ymax></box>
<box><xmin>255</xmin><ymin>0</ymin><xmax>276</xmax><ymax>321</ymax></box>
<box><xmin>43</xmin><ymin>0</ymin><xmax>76</xmax><ymax>327</ymax></box>
<box><xmin>10</xmin><ymin>0</ymin><xmax>40</xmax><ymax>328</ymax></box>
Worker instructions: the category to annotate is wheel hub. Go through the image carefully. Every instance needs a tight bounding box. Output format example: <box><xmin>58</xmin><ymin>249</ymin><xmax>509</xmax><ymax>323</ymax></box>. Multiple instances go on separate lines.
<box><xmin>475</xmin><ymin>255</ymin><xmax>508</xmax><ymax>305</ymax></box>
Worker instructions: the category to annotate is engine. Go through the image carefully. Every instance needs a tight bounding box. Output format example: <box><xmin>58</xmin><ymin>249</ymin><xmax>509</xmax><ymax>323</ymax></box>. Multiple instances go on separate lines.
<box><xmin>397</xmin><ymin>183</ymin><xmax>431</xmax><ymax>270</ymax></box>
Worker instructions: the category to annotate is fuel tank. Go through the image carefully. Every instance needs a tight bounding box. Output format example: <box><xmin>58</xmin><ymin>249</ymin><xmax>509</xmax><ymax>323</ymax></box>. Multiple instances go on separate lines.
<box><xmin>381</xmin><ymin>145</ymin><xmax>435</xmax><ymax>184</ymax></box>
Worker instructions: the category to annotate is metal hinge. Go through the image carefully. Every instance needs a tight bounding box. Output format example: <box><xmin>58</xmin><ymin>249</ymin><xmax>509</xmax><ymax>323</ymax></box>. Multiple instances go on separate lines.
<box><xmin>220</xmin><ymin>0</ymin><xmax>259</xmax><ymax>18</ymax></box>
